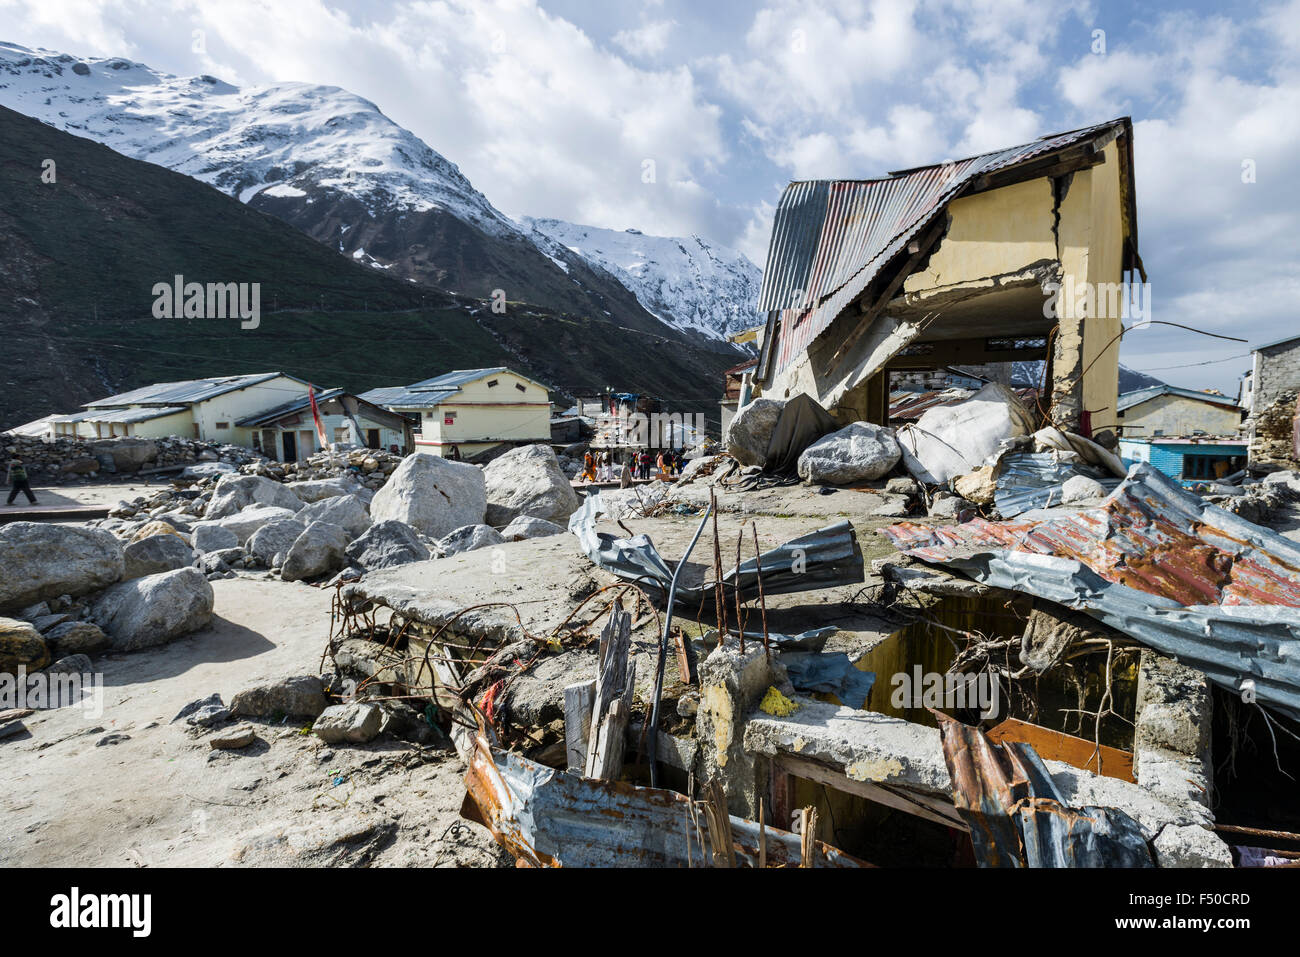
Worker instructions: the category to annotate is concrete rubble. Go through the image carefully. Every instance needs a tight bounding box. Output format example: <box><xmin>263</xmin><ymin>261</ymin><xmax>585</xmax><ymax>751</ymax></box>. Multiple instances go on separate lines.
<box><xmin>6</xmin><ymin>424</ymin><xmax>1300</xmax><ymax>871</ymax></box>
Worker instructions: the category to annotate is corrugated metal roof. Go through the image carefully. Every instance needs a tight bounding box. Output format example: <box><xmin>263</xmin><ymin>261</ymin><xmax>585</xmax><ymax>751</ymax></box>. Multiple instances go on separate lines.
<box><xmin>84</xmin><ymin>373</ymin><xmax>285</xmax><ymax>408</ymax></box>
<box><xmin>994</xmin><ymin>451</ymin><xmax>1122</xmax><ymax>517</ymax></box>
<box><xmin>235</xmin><ymin>389</ymin><xmax>344</xmax><ymax>427</ymax></box>
<box><xmin>51</xmin><ymin>406</ymin><xmax>188</xmax><ymax>424</ymax></box>
<box><xmin>407</xmin><ymin>367</ymin><xmax>507</xmax><ymax>391</ymax></box>
<box><xmin>757</xmin><ymin>119</ymin><xmax>1131</xmax><ymax>379</ymax></box>
<box><xmin>1117</xmin><ymin>384</ymin><xmax>1241</xmax><ymax>412</ymax></box>
<box><xmin>883</xmin><ymin>462</ymin><xmax>1300</xmax><ymax>719</ymax></box>
<box><xmin>358</xmin><ymin>386</ymin><xmax>459</xmax><ymax>409</ymax></box>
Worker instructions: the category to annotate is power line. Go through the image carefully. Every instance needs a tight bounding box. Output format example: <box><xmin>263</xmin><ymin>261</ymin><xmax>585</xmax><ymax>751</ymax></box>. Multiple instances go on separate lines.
<box><xmin>1132</xmin><ymin>352</ymin><xmax>1252</xmax><ymax>372</ymax></box>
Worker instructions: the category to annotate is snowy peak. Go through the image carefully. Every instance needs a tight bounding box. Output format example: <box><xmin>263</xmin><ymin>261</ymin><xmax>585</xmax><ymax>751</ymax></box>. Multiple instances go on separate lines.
<box><xmin>0</xmin><ymin>40</ymin><xmax>513</xmax><ymax>236</ymax></box>
<box><xmin>523</xmin><ymin>218</ymin><xmax>763</xmax><ymax>342</ymax></box>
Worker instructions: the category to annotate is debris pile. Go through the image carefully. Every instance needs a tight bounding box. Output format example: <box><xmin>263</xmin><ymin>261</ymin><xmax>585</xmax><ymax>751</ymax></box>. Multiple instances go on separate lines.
<box><xmin>240</xmin><ymin>447</ymin><xmax>404</xmax><ymax>489</ymax></box>
<box><xmin>0</xmin><ymin>433</ymin><xmax>261</xmax><ymax>481</ymax></box>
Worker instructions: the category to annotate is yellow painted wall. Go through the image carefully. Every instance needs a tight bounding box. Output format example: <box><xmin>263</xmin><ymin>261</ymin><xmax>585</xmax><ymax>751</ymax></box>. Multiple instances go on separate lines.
<box><xmin>190</xmin><ymin>375</ymin><xmax>311</xmax><ymax>448</ymax></box>
<box><xmin>1120</xmin><ymin>395</ymin><xmax>1242</xmax><ymax>437</ymax></box>
<box><xmin>126</xmin><ymin>410</ymin><xmax>196</xmax><ymax>440</ymax></box>
<box><xmin>412</xmin><ymin>370</ymin><xmax>550</xmax><ymax>454</ymax></box>
<box><xmin>904</xmin><ymin>177</ymin><xmax>1058</xmax><ymax>293</ymax></box>
<box><xmin>1082</xmin><ymin>140</ymin><xmax>1124</xmax><ymax>425</ymax></box>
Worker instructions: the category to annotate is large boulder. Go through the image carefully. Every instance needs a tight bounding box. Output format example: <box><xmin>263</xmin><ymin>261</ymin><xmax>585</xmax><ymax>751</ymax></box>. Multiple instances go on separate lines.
<box><xmin>724</xmin><ymin>398</ymin><xmax>785</xmax><ymax>467</ymax></box>
<box><xmin>205</xmin><ymin>474</ymin><xmax>304</xmax><ymax>519</ymax></box>
<box><xmin>438</xmin><ymin>524</ymin><xmax>505</xmax><ymax>557</ymax></box>
<box><xmin>123</xmin><ymin>533</ymin><xmax>196</xmax><ymax>580</ymax></box>
<box><xmin>297</xmin><ymin>494</ymin><xmax>371</xmax><ymax>539</ymax></box>
<box><xmin>89</xmin><ymin>567</ymin><xmax>214</xmax><ymax>652</ymax></box>
<box><xmin>193</xmin><ymin>505</ymin><xmax>299</xmax><ymax>545</ymax></box>
<box><xmin>0</xmin><ymin>523</ymin><xmax>124</xmax><ymax>613</ymax></box>
<box><xmin>43</xmin><ymin>620</ymin><xmax>109</xmax><ymax>658</ymax></box>
<box><xmin>0</xmin><ymin>616</ymin><xmax>50</xmax><ymax>673</ymax></box>
<box><xmin>287</xmin><ymin>477</ymin><xmax>358</xmax><ymax>503</ymax></box>
<box><xmin>192</xmin><ymin>523</ymin><xmax>239</xmax><ymax>554</ymax></box>
<box><xmin>797</xmin><ymin>422</ymin><xmax>901</xmax><ymax>485</ymax></box>
<box><xmin>369</xmin><ymin>453</ymin><xmax>486</xmax><ymax>538</ymax></box>
<box><xmin>230</xmin><ymin>675</ymin><xmax>328</xmax><ymax>718</ymax></box>
<box><xmin>89</xmin><ymin>438</ymin><xmax>157</xmax><ymax>473</ymax></box>
<box><xmin>281</xmin><ymin>522</ymin><xmax>351</xmax><ymax>582</ymax></box>
<box><xmin>246</xmin><ymin>518</ymin><xmax>307</xmax><ymax>567</ymax></box>
<box><xmin>500</xmin><ymin>515</ymin><xmax>566</xmax><ymax>541</ymax></box>
<box><xmin>344</xmin><ymin>520</ymin><xmax>429</xmax><ymax>570</ymax></box>
<box><xmin>482</xmin><ymin>444</ymin><xmax>579</xmax><ymax>526</ymax></box>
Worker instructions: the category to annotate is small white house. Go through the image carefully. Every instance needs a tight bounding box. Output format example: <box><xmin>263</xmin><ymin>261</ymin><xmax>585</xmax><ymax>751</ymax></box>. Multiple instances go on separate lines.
<box><xmin>235</xmin><ymin>389</ymin><xmax>412</xmax><ymax>462</ymax></box>
<box><xmin>49</xmin><ymin>373</ymin><xmax>316</xmax><ymax>446</ymax></box>
<box><xmin>361</xmin><ymin>367</ymin><xmax>551</xmax><ymax>459</ymax></box>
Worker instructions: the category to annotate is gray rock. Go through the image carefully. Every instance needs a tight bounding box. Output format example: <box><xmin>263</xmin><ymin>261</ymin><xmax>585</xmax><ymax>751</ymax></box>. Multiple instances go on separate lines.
<box><xmin>192</xmin><ymin>505</ymin><xmax>299</xmax><ymax>545</ymax></box>
<box><xmin>89</xmin><ymin>567</ymin><xmax>214</xmax><ymax>652</ymax></box>
<box><xmin>209</xmin><ymin>724</ymin><xmax>257</xmax><ymax>750</ymax></box>
<box><xmin>500</xmin><ymin>515</ymin><xmax>566</xmax><ymax>541</ymax></box>
<box><xmin>885</xmin><ymin>476</ymin><xmax>921</xmax><ymax>496</ymax></box>
<box><xmin>88</xmin><ymin>438</ymin><xmax>157</xmax><ymax>472</ymax></box>
<box><xmin>369</xmin><ymin>452</ymin><xmax>486</xmax><ymax>538</ymax></box>
<box><xmin>0</xmin><ymin>523</ymin><xmax>124</xmax><ymax>613</ymax></box>
<box><xmin>0</xmin><ymin>616</ymin><xmax>50</xmax><ymax>673</ymax></box>
<box><xmin>44</xmin><ymin>653</ymin><xmax>93</xmax><ymax>676</ymax></box>
<box><xmin>297</xmin><ymin>494</ymin><xmax>371</xmax><ymax>538</ymax></box>
<box><xmin>180</xmin><ymin>462</ymin><xmax>236</xmax><ymax>480</ymax></box>
<box><xmin>230</xmin><ymin>675</ymin><xmax>328</xmax><ymax>718</ymax></box>
<box><xmin>797</xmin><ymin>422</ymin><xmax>901</xmax><ymax>485</ymax></box>
<box><xmin>928</xmin><ymin>496</ymin><xmax>973</xmax><ymax>519</ymax></box>
<box><xmin>724</xmin><ymin>398</ymin><xmax>785</xmax><ymax>467</ymax></box>
<box><xmin>172</xmin><ymin>693</ymin><xmax>224</xmax><ymax>723</ymax></box>
<box><xmin>483</xmin><ymin>444</ymin><xmax>579</xmax><ymax>525</ymax></box>
<box><xmin>1061</xmin><ymin>474</ymin><xmax>1108</xmax><ymax>504</ymax></box>
<box><xmin>192</xmin><ymin>523</ymin><xmax>239</xmax><ymax>554</ymax></box>
<box><xmin>43</xmin><ymin>620</ymin><xmax>109</xmax><ymax>657</ymax></box>
<box><xmin>31</xmin><ymin>613</ymin><xmax>73</xmax><ymax>633</ymax></box>
<box><xmin>287</xmin><ymin>477</ymin><xmax>358</xmax><ymax>503</ymax></box>
<box><xmin>205</xmin><ymin>474</ymin><xmax>305</xmax><ymax>519</ymax></box>
<box><xmin>16</xmin><ymin>601</ymin><xmax>51</xmax><ymax>621</ymax></box>
<box><xmin>246</xmin><ymin>519</ymin><xmax>307</xmax><ymax>567</ymax></box>
<box><xmin>312</xmin><ymin>702</ymin><xmax>383</xmax><ymax>744</ymax></box>
<box><xmin>122</xmin><ymin>533</ymin><xmax>196</xmax><ymax>580</ymax></box>
<box><xmin>438</xmin><ymin>523</ymin><xmax>505</xmax><ymax>556</ymax></box>
<box><xmin>344</xmin><ymin>520</ymin><xmax>429</xmax><ymax>570</ymax></box>
<box><xmin>281</xmin><ymin>522</ymin><xmax>351</xmax><ymax>582</ymax></box>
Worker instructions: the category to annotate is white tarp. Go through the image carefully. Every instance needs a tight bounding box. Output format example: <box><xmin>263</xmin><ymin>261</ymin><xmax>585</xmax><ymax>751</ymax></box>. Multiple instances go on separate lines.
<box><xmin>896</xmin><ymin>383</ymin><xmax>1036</xmax><ymax>485</ymax></box>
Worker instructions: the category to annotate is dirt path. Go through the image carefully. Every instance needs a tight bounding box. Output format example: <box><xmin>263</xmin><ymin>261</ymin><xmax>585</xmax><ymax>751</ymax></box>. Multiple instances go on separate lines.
<box><xmin>0</xmin><ymin>577</ymin><xmax>506</xmax><ymax>868</ymax></box>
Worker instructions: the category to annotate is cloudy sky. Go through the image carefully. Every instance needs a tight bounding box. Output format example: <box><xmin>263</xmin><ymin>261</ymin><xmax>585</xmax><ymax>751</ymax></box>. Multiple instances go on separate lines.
<box><xmin>4</xmin><ymin>0</ymin><xmax>1297</xmax><ymax>392</ymax></box>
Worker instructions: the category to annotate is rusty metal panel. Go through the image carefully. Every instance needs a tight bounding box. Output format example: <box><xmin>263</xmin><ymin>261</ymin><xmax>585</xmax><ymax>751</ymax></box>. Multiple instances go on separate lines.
<box><xmin>884</xmin><ymin>463</ymin><xmax>1300</xmax><ymax>719</ymax></box>
<box><xmin>937</xmin><ymin>714</ymin><xmax>1153</xmax><ymax>868</ymax></box>
<box><xmin>461</xmin><ymin>732</ymin><xmax>867</xmax><ymax>867</ymax></box>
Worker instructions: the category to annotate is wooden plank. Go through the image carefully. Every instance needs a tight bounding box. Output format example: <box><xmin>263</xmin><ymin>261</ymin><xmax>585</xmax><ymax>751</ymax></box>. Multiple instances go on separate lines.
<box><xmin>775</xmin><ymin>753</ymin><xmax>969</xmax><ymax>832</ymax></box>
<box><xmin>585</xmin><ymin>605</ymin><xmax>635</xmax><ymax>780</ymax></box>
<box><xmin>986</xmin><ymin>717</ymin><xmax>1135</xmax><ymax>782</ymax></box>
<box><xmin>563</xmin><ymin>680</ymin><xmax>596</xmax><ymax>773</ymax></box>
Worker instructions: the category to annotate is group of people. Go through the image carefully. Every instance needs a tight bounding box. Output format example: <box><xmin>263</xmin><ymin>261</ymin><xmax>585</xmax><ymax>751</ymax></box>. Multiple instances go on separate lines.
<box><xmin>579</xmin><ymin>448</ymin><xmax>686</xmax><ymax>485</ymax></box>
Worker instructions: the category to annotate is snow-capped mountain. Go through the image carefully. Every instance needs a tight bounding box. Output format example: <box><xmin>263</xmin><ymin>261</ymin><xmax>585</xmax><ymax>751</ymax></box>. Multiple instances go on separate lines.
<box><xmin>0</xmin><ymin>41</ymin><xmax>747</xmax><ymax>348</ymax></box>
<box><xmin>524</xmin><ymin>219</ymin><xmax>763</xmax><ymax>342</ymax></box>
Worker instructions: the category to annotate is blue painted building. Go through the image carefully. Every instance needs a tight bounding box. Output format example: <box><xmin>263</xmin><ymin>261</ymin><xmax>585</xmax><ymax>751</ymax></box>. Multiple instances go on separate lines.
<box><xmin>1118</xmin><ymin>437</ymin><xmax>1247</xmax><ymax>485</ymax></box>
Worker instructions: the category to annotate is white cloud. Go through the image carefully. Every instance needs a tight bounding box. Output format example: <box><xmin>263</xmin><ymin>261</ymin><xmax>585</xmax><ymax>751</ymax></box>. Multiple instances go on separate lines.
<box><xmin>612</xmin><ymin>19</ymin><xmax>676</xmax><ymax>58</ymax></box>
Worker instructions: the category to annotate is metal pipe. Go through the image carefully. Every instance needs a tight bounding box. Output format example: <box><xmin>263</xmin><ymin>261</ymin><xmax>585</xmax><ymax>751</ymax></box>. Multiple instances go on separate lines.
<box><xmin>648</xmin><ymin>501</ymin><xmax>713</xmax><ymax>788</ymax></box>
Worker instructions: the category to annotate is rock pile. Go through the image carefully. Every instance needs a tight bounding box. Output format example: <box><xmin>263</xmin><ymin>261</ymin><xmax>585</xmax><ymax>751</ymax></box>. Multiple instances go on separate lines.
<box><xmin>0</xmin><ymin>433</ymin><xmax>263</xmax><ymax>482</ymax></box>
<box><xmin>240</xmin><ymin>447</ymin><xmax>404</xmax><ymax>490</ymax></box>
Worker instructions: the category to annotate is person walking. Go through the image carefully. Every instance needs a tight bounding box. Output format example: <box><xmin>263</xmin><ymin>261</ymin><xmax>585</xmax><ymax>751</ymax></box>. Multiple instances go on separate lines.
<box><xmin>5</xmin><ymin>458</ymin><xmax>37</xmax><ymax>506</ymax></box>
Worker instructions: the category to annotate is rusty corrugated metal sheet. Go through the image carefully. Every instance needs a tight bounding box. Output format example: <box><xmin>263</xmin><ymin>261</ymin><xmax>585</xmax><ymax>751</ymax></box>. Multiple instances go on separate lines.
<box><xmin>937</xmin><ymin>713</ymin><xmax>1153</xmax><ymax>868</ymax></box>
<box><xmin>461</xmin><ymin>731</ymin><xmax>867</xmax><ymax>867</ymax></box>
<box><xmin>756</xmin><ymin>120</ymin><xmax>1129</xmax><ymax>380</ymax></box>
<box><xmin>883</xmin><ymin>463</ymin><xmax>1300</xmax><ymax>718</ymax></box>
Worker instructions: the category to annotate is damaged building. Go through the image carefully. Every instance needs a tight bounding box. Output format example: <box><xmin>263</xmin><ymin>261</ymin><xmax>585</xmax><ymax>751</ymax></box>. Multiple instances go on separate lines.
<box><xmin>749</xmin><ymin>118</ymin><xmax>1143</xmax><ymax>436</ymax></box>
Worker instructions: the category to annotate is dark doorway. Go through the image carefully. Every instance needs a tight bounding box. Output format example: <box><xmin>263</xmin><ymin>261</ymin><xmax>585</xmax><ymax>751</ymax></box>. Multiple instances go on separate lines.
<box><xmin>366</xmin><ymin>428</ymin><xmax>381</xmax><ymax>450</ymax></box>
<box><xmin>282</xmin><ymin>431</ymin><xmax>297</xmax><ymax>462</ymax></box>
